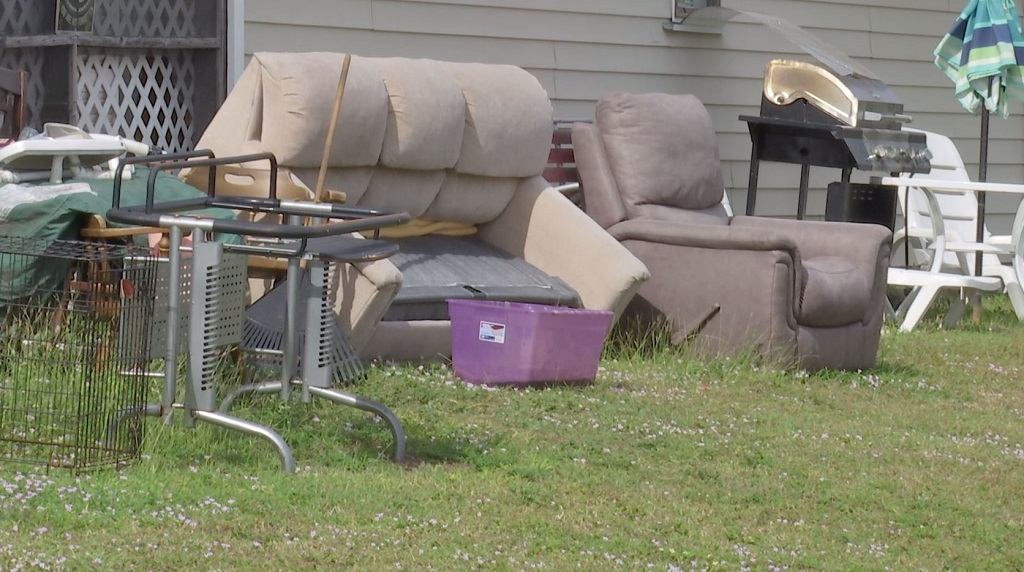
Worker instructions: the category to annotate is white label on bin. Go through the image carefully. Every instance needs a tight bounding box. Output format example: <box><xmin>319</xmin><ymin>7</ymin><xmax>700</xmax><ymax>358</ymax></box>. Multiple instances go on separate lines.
<box><xmin>478</xmin><ymin>321</ymin><xmax>506</xmax><ymax>344</ymax></box>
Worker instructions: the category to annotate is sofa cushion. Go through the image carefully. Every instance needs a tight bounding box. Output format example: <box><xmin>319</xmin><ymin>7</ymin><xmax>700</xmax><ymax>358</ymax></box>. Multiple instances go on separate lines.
<box><xmin>423</xmin><ymin>172</ymin><xmax>519</xmax><ymax>224</ymax></box>
<box><xmin>596</xmin><ymin>92</ymin><xmax>725</xmax><ymax>217</ymax></box>
<box><xmin>371</xmin><ymin>57</ymin><xmax>465</xmax><ymax>170</ymax></box>
<box><xmin>359</xmin><ymin>167</ymin><xmax>446</xmax><ymax>218</ymax></box>
<box><xmin>292</xmin><ymin>166</ymin><xmax>374</xmax><ymax>204</ymax></box>
<box><xmin>443</xmin><ymin>62</ymin><xmax>553</xmax><ymax>178</ymax></box>
<box><xmin>256</xmin><ymin>52</ymin><xmax>388</xmax><ymax>168</ymax></box>
<box><xmin>798</xmin><ymin>256</ymin><xmax>871</xmax><ymax>327</ymax></box>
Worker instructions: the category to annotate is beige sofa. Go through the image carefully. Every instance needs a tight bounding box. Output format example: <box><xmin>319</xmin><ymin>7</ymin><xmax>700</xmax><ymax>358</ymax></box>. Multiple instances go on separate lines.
<box><xmin>196</xmin><ymin>52</ymin><xmax>649</xmax><ymax>360</ymax></box>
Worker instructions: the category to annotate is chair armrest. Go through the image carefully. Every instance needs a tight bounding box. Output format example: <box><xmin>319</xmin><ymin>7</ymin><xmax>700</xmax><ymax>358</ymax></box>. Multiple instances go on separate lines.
<box><xmin>1011</xmin><ymin>197</ymin><xmax>1024</xmax><ymax>297</ymax></box>
<box><xmin>79</xmin><ymin>214</ymin><xmax>170</xmax><ymax>255</ymax></box>
<box><xmin>731</xmin><ymin>216</ymin><xmax>891</xmax><ymax>275</ymax></box>
<box><xmin>608</xmin><ymin>217</ymin><xmax>804</xmax><ymax>332</ymax></box>
<box><xmin>945</xmin><ymin>241</ymin><xmax>1012</xmax><ymax>254</ymax></box>
<box><xmin>883</xmin><ymin>174</ymin><xmax>1024</xmax><ymax>267</ymax></box>
<box><xmin>607</xmin><ymin>217</ymin><xmax>810</xmax><ymax>309</ymax></box>
<box><xmin>320</xmin><ymin>189</ymin><xmax>348</xmax><ymax>204</ymax></box>
<box><xmin>80</xmin><ymin>214</ymin><xmax>166</xmax><ymax>239</ymax></box>
<box><xmin>726</xmin><ymin>216</ymin><xmax>892</xmax><ymax>328</ymax></box>
<box><xmin>608</xmin><ymin>217</ymin><xmax>802</xmax><ymax>257</ymax></box>
<box><xmin>881</xmin><ymin>178</ymin><xmax>983</xmax><ymax>273</ymax></box>
<box><xmin>333</xmin><ymin>257</ymin><xmax>403</xmax><ymax>354</ymax></box>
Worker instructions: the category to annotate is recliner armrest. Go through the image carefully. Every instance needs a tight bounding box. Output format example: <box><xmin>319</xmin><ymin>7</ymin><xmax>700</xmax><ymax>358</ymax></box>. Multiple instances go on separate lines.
<box><xmin>608</xmin><ymin>217</ymin><xmax>889</xmax><ymax>328</ymax></box>
<box><xmin>608</xmin><ymin>217</ymin><xmax>802</xmax><ymax>259</ymax></box>
<box><xmin>730</xmin><ymin>216</ymin><xmax>892</xmax><ymax>327</ymax></box>
<box><xmin>731</xmin><ymin>216</ymin><xmax>891</xmax><ymax>272</ymax></box>
<box><xmin>607</xmin><ymin>217</ymin><xmax>802</xmax><ymax>331</ymax></box>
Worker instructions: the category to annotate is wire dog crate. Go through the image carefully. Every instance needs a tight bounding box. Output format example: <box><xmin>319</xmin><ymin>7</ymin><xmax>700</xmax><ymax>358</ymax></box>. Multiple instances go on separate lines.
<box><xmin>0</xmin><ymin>236</ymin><xmax>157</xmax><ymax>473</ymax></box>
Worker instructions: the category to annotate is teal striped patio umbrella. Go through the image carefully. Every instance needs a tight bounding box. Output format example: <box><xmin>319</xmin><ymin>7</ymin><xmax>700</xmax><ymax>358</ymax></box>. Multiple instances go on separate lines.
<box><xmin>934</xmin><ymin>0</ymin><xmax>1024</xmax><ymax>274</ymax></box>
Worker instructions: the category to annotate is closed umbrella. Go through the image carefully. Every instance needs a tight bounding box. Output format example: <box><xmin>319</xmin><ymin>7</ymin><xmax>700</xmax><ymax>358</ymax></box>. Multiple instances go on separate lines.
<box><xmin>934</xmin><ymin>0</ymin><xmax>1024</xmax><ymax>276</ymax></box>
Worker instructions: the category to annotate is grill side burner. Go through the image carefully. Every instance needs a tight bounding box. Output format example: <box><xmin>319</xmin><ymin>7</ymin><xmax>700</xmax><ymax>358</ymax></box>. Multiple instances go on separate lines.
<box><xmin>742</xmin><ymin>59</ymin><xmax>931</xmax><ymax>220</ymax></box>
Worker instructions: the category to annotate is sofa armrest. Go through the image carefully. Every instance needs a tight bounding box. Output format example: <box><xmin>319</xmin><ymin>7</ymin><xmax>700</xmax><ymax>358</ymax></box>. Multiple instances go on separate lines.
<box><xmin>331</xmin><ymin>256</ymin><xmax>403</xmax><ymax>354</ymax></box>
<box><xmin>478</xmin><ymin>176</ymin><xmax>650</xmax><ymax>320</ymax></box>
<box><xmin>243</xmin><ymin>237</ymin><xmax>403</xmax><ymax>356</ymax></box>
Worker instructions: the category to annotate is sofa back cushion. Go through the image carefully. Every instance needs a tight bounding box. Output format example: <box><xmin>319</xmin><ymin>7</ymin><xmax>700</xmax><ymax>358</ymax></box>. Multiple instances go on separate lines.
<box><xmin>442</xmin><ymin>62</ymin><xmax>553</xmax><ymax>179</ymax></box>
<box><xmin>372</xmin><ymin>57</ymin><xmax>466</xmax><ymax>170</ymax></box>
<box><xmin>256</xmin><ymin>52</ymin><xmax>389</xmax><ymax>168</ymax></box>
<box><xmin>205</xmin><ymin>53</ymin><xmax>557</xmax><ymax>228</ymax></box>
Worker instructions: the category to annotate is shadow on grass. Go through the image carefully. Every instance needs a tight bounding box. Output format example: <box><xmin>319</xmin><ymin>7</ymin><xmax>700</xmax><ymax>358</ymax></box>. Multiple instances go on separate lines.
<box><xmin>262</xmin><ymin>400</ymin><xmax>498</xmax><ymax>469</ymax></box>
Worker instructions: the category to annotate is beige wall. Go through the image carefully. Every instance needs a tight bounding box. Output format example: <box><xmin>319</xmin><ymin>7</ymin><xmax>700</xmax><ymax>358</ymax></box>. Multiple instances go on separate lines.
<box><xmin>244</xmin><ymin>0</ymin><xmax>1024</xmax><ymax>231</ymax></box>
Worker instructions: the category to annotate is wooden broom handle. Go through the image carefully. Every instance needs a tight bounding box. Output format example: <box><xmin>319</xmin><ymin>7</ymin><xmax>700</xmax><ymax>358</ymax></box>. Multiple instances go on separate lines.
<box><xmin>313</xmin><ymin>53</ymin><xmax>352</xmax><ymax>203</ymax></box>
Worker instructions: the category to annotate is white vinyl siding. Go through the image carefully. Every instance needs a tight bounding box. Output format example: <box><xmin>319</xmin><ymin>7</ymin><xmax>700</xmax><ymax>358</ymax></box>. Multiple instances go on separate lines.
<box><xmin>243</xmin><ymin>0</ymin><xmax>1024</xmax><ymax>230</ymax></box>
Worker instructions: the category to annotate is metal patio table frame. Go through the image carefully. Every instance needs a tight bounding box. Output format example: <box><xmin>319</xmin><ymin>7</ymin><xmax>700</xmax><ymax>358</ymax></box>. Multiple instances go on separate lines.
<box><xmin>106</xmin><ymin>152</ymin><xmax>411</xmax><ymax>472</ymax></box>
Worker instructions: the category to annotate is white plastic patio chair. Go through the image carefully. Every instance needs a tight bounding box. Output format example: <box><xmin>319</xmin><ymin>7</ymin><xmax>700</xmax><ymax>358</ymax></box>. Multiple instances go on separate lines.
<box><xmin>883</xmin><ymin>173</ymin><xmax>1003</xmax><ymax>331</ymax></box>
<box><xmin>887</xmin><ymin>128</ymin><xmax>1024</xmax><ymax>321</ymax></box>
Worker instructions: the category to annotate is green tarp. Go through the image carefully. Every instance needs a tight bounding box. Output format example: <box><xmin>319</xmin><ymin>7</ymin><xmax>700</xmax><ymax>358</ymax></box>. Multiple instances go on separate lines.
<box><xmin>0</xmin><ymin>168</ymin><xmax>232</xmax><ymax>241</ymax></box>
<box><xmin>0</xmin><ymin>168</ymin><xmax>235</xmax><ymax>303</ymax></box>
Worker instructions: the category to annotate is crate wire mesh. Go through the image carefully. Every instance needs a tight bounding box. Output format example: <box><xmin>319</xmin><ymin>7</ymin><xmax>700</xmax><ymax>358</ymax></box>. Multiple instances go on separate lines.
<box><xmin>0</xmin><ymin>236</ymin><xmax>157</xmax><ymax>473</ymax></box>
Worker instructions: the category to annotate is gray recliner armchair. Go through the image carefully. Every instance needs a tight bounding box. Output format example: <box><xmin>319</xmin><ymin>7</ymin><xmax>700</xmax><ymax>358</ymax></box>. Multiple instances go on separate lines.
<box><xmin>571</xmin><ymin>92</ymin><xmax>892</xmax><ymax>370</ymax></box>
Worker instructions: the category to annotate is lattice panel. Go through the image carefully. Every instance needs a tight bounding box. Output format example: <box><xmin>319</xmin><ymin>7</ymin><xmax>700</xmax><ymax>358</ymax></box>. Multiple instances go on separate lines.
<box><xmin>1</xmin><ymin>0</ymin><xmax>205</xmax><ymax>37</ymax></box>
<box><xmin>76</xmin><ymin>48</ymin><xmax>196</xmax><ymax>153</ymax></box>
<box><xmin>0</xmin><ymin>48</ymin><xmax>46</xmax><ymax>132</ymax></box>
<box><xmin>0</xmin><ymin>0</ymin><xmax>53</xmax><ymax>36</ymax></box>
<box><xmin>94</xmin><ymin>0</ymin><xmax>199</xmax><ymax>38</ymax></box>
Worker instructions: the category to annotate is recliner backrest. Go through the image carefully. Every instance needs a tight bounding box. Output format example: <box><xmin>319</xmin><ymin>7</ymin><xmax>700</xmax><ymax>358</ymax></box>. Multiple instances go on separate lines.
<box><xmin>577</xmin><ymin>92</ymin><xmax>730</xmax><ymax>226</ymax></box>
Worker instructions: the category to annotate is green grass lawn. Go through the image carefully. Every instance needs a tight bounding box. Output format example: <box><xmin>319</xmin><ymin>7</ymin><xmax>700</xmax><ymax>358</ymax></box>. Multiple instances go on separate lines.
<box><xmin>0</xmin><ymin>297</ymin><xmax>1022</xmax><ymax>571</ymax></box>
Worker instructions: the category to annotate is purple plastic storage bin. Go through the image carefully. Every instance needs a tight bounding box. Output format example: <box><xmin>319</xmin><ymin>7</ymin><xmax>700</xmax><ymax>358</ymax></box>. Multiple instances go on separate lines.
<box><xmin>448</xmin><ymin>299</ymin><xmax>613</xmax><ymax>386</ymax></box>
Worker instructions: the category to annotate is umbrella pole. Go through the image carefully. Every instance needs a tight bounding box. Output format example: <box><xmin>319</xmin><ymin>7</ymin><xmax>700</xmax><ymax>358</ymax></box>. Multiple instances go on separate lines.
<box><xmin>972</xmin><ymin>110</ymin><xmax>991</xmax><ymax>323</ymax></box>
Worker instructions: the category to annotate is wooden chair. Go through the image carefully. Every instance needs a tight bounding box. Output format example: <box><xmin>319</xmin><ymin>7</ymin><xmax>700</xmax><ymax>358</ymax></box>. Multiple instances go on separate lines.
<box><xmin>543</xmin><ymin>120</ymin><xmax>580</xmax><ymax>188</ymax></box>
<box><xmin>543</xmin><ymin>119</ymin><xmax>588</xmax><ymax>206</ymax></box>
<box><xmin>0</xmin><ymin>67</ymin><xmax>28</xmax><ymax>143</ymax></box>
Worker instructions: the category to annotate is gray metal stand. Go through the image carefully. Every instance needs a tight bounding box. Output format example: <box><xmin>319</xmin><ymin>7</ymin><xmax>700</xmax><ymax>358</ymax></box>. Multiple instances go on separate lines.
<box><xmin>220</xmin><ymin>237</ymin><xmax>406</xmax><ymax>462</ymax></box>
<box><xmin>167</xmin><ymin>227</ymin><xmax>296</xmax><ymax>472</ymax></box>
<box><xmin>104</xmin><ymin>151</ymin><xmax>410</xmax><ymax>471</ymax></box>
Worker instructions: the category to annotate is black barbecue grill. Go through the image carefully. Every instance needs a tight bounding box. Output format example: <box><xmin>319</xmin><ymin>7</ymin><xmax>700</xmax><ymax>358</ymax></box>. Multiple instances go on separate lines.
<box><xmin>741</xmin><ymin>59</ymin><xmax>932</xmax><ymax>223</ymax></box>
